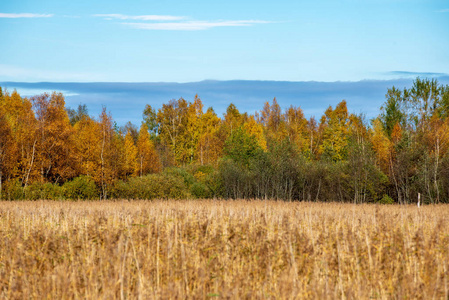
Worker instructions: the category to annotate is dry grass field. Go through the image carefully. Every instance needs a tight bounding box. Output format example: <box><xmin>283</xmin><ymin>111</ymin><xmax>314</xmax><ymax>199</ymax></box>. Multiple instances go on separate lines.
<box><xmin>0</xmin><ymin>200</ymin><xmax>448</xmax><ymax>299</ymax></box>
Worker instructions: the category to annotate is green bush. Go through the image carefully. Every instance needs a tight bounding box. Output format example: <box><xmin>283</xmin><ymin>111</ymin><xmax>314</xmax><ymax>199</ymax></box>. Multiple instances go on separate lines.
<box><xmin>4</xmin><ymin>179</ymin><xmax>24</xmax><ymax>200</ymax></box>
<box><xmin>184</xmin><ymin>164</ymin><xmax>216</xmax><ymax>198</ymax></box>
<box><xmin>186</xmin><ymin>164</ymin><xmax>215</xmax><ymax>178</ymax></box>
<box><xmin>110</xmin><ymin>173</ymin><xmax>189</xmax><ymax>200</ymax></box>
<box><xmin>163</xmin><ymin>167</ymin><xmax>195</xmax><ymax>187</ymax></box>
<box><xmin>190</xmin><ymin>182</ymin><xmax>211</xmax><ymax>198</ymax></box>
<box><xmin>110</xmin><ymin>180</ymin><xmax>131</xmax><ymax>199</ymax></box>
<box><xmin>379</xmin><ymin>194</ymin><xmax>395</xmax><ymax>204</ymax></box>
<box><xmin>63</xmin><ymin>176</ymin><xmax>99</xmax><ymax>200</ymax></box>
<box><xmin>161</xmin><ymin>174</ymin><xmax>190</xmax><ymax>199</ymax></box>
<box><xmin>224</xmin><ymin>126</ymin><xmax>262</xmax><ymax>166</ymax></box>
<box><xmin>24</xmin><ymin>182</ymin><xmax>63</xmax><ymax>200</ymax></box>
<box><xmin>3</xmin><ymin>180</ymin><xmax>64</xmax><ymax>200</ymax></box>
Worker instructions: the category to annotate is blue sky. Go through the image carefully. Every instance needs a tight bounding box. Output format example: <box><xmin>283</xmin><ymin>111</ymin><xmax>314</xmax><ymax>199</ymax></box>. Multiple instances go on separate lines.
<box><xmin>1</xmin><ymin>0</ymin><xmax>448</xmax><ymax>82</ymax></box>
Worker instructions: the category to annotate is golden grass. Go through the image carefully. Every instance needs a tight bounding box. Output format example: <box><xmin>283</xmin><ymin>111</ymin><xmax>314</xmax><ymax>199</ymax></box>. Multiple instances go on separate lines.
<box><xmin>0</xmin><ymin>200</ymin><xmax>448</xmax><ymax>299</ymax></box>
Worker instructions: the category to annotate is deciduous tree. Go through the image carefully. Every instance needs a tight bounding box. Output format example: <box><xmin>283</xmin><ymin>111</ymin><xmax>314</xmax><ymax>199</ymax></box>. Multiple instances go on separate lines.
<box><xmin>319</xmin><ymin>100</ymin><xmax>350</xmax><ymax>161</ymax></box>
<box><xmin>284</xmin><ymin>105</ymin><xmax>309</xmax><ymax>154</ymax></box>
<box><xmin>32</xmin><ymin>92</ymin><xmax>76</xmax><ymax>183</ymax></box>
<box><xmin>137</xmin><ymin>123</ymin><xmax>161</xmax><ymax>176</ymax></box>
<box><xmin>196</xmin><ymin>107</ymin><xmax>224</xmax><ymax>165</ymax></box>
<box><xmin>123</xmin><ymin>131</ymin><xmax>138</xmax><ymax>177</ymax></box>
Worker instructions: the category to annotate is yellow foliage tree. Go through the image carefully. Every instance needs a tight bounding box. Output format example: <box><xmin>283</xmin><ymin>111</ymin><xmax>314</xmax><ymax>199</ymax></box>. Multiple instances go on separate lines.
<box><xmin>371</xmin><ymin>118</ymin><xmax>391</xmax><ymax>173</ymax></box>
<box><xmin>183</xmin><ymin>95</ymin><xmax>203</xmax><ymax>163</ymax></box>
<box><xmin>197</xmin><ymin>107</ymin><xmax>224</xmax><ymax>165</ymax></box>
<box><xmin>260</xmin><ymin>98</ymin><xmax>286</xmax><ymax>142</ymax></box>
<box><xmin>284</xmin><ymin>105</ymin><xmax>309</xmax><ymax>154</ymax></box>
<box><xmin>157</xmin><ymin>98</ymin><xmax>189</xmax><ymax>165</ymax></box>
<box><xmin>73</xmin><ymin>117</ymin><xmax>101</xmax><ymax>178</ymax></box>
<box><xmin>319</xmin><ymin>100</ymin><xmax>350</xmax><ymax>161</ymax></box>
<box><xmin>74</xmin><ymin>108</ymin><xmax>116</xmax><ymax>199</ymax></box>
<box><xmin>243</xmin><ymin>116</ymin><xmax>267</xmax><ymax>151</ymax></box>
<box><xmin>137</xmin><ymin>123</ymin><xmax>161</xmax><ymax>176</ymax></box>
<box><xmin>223</xmin><ymin>103</ymin><xmax>246</xmax><ymax>136</ymax></box>
<box><xmin>124</xmin><ymin>131</ymin><xmax>138</xmax><ymax>177</ymax></box>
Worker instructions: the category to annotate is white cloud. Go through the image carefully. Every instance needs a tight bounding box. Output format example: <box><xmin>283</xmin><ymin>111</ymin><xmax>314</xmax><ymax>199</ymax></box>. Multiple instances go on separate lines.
<box><xmin>122</xmin><ymin>20</ymin><xmax>271</xmax><ymax>31</ymax></box>
<box><xmin>94</xmin><ymin>14</ymin><xmax>184</xmax><ymax>21</ymax></box>
<box><xmin>436</xmin><ymin>9</ymin><xmax>449</xmax><ymax>12</ymax></box>
<box><xmin>63</xmin><ymin>15</ymin><xmax>81</xmax><ymax>19</ymax></box>
<box><xmin>0</xmin><ymin>13</ymin><xmax>53</xmax><ymax>18</ymax></box>
<box><xmin>94</xmin><ymin>13</ymin><xmax>272</xmax><ymax>31</ymax></box>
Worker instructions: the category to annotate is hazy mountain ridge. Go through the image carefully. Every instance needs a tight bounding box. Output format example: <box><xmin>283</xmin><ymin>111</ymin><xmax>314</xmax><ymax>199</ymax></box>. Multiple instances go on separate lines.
<box><xmin>3</xmin><ymin>77</ymin><xmax>449</xmax><ymax>125</ymax></box>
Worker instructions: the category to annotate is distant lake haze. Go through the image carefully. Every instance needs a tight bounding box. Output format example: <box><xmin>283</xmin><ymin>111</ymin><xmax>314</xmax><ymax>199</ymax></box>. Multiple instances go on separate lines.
<box><xmin>2</xmin><ymin>77</ymin><xmax>449</xmax><ymax>126</ymax></box>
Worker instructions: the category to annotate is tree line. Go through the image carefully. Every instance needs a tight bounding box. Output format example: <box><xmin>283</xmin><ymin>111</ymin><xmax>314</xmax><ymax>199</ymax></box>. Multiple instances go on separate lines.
<box><xmin>1</xmin><ymin>77</ymin><xmax>449</xmax><ymax>203</ymax></box>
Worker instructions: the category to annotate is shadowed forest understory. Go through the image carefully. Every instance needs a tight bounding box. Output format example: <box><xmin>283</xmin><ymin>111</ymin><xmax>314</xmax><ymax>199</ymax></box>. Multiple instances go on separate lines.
<box><xmin>1</xmin><ymin>77</ymin><xmax>449</xmax><ymax>203</ymax></box>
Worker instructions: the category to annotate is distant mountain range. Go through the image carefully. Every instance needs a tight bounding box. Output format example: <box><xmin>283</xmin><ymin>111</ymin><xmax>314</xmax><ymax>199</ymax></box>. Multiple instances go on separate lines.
<box><xmin>2</xmin><ymin>77</ymin><xmax>449</xmax><ymax>126</ymax></box>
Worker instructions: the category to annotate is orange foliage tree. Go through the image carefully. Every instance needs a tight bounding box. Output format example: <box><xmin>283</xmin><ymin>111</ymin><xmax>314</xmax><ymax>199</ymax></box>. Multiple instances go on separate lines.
<box><xmin>32</xmin><ymin>92</ymin><xmax>76</xmax><ymax>183</ymax></box>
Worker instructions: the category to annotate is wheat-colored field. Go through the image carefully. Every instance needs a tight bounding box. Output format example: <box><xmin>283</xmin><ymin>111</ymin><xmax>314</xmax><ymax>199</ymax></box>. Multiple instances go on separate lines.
<box><xmin>0</xmin><ymin>200</ymin><xmax>448</xmax><ymax>299</ymax></box>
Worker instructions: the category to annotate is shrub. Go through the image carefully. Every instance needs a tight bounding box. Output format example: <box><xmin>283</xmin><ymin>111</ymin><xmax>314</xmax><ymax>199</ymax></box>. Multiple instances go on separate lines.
<box><xmin>110</xmin><ymin>173</ymin><xmax>189</xmax><ymax>200</ymax></box>
<box><xmin>190</xmin><ymin>182</ymin><xmax>211</xmax><ymax>198</ymax></box>
<box><xmin>63</xmin><ymin>176</ymin><xmax>99</xmax><ymax>200</ymax></box>
<box><xmin>24</xmin><ymin>182</ymin><xmax>63</xmax><ymax>200</ymax></box>
<box><xmin>379</xmin><ymin>194</ymin><xmax>395</xmax><ymax>204</ymax></box>
<box><xmin>4</xmin><ymin>179</ymin><xmax>23</xmax><ymax>200</ymax></box>
<box><xmin>163</xmin><ymin>167</ymin><xmax>195</xmax><ymax>187</ymax></box>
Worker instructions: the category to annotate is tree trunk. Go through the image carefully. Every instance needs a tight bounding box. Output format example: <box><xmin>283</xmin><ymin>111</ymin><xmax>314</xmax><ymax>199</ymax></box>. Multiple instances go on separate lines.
<box><xmin>25</xmin><ymin>139</ymin><xmax>37</xmax><ymax>188</ymax></box>
<box><xmin>434</xmin><ymin>137</ymin><xmax>440</xmax><ymax>203</ymax></box>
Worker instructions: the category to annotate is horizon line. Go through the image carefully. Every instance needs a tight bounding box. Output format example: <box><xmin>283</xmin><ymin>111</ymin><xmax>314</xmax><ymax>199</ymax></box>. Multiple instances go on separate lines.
<box><xmin>2</xmin><ymin>76</ymin><xmax>448</xmax><ymax>85</ymax></box>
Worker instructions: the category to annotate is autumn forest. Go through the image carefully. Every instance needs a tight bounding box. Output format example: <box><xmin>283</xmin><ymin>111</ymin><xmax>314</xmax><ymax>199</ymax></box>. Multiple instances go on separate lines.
<box><xmin>1</xmin><ymin>77</ymin><xmax>449</xmax><ymax>203</ymax></box>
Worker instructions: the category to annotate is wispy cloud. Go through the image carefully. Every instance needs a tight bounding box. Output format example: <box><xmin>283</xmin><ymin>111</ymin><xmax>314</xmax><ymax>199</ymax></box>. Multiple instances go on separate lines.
<box><xmin>436</xmin><ymin>9</ymin><xmax>449</xmax><ymax>12</ymax></box>
<box><xmin>387</xmin><ymin>71</ymin><xmax>448</xmax><ymax>77</ymax></box>
<box><xmin>123</xmin><ymin>20</ymin><xmax>271</xmax><ymax>31</ymax></box>
<box><xmin>63</xmin><ymin>15</ymin><xmax>81</xmax><ymax>19</ymax></box>
<box><xmin>94</xmin><ymin>13</ymin><xmax>271</xmax><ymax>30</ymax></box>
<box><xmin>381</xmin><ymin>71</ymin><xmax>449</xmax><ymax>80</ymax></box>
<box><xmin>0</xmin><ymin>13</ymin><xmax>53</xmax><ymax>18</ymax></box>
<box><xmin>94</xmin><ymin>14</ymin><xmax>184</xmax><ymax>21</ymax></box>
